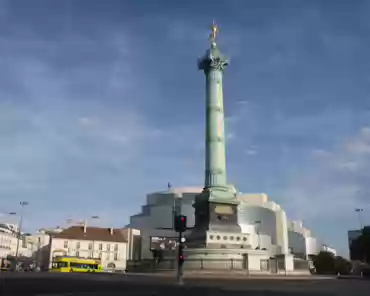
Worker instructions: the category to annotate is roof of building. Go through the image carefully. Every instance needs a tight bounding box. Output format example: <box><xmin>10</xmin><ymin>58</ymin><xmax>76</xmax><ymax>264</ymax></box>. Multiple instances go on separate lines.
<box><xmin>52</xmin><ymin>226</ymin><xmax>128</xmax><ymax>243</ymax></box>
<box><xmin>150</xmin><ymin>187</ymin><xmax>203</xmax><ymax>196</ymax></box>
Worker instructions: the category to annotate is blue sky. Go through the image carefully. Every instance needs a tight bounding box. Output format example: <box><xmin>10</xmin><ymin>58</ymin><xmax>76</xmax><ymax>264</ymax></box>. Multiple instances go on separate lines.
<box><xmin>1</xmin><ymin>0</ymin><xmax>370</xmax><ymax>256</ymax></box>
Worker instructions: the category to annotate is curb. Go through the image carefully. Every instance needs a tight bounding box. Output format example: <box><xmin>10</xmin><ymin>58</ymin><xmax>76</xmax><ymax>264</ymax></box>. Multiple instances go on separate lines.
<box><xmin>337</xmin><ymin>275</ymin><xmax>370</xmax><ymax>281</ymax></box>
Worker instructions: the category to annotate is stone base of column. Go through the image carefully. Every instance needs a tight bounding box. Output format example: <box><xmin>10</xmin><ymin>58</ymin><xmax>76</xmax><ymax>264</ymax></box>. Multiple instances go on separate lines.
<box><xmin>187</xmin><ymin>184</ymin><xmax>242</xmax><ymax>248</ymax></box>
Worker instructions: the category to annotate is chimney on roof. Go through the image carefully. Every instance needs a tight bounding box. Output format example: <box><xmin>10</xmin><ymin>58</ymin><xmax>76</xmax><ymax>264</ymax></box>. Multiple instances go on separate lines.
<box><xmin>110</xmin><ymin>227</ymin><xmax>113</xmax><ymax>235</ymax></box>
<box><xmin>83</xmin><ymin>221</ymin><xmax>87</xmax><ymax>233</ymax></box>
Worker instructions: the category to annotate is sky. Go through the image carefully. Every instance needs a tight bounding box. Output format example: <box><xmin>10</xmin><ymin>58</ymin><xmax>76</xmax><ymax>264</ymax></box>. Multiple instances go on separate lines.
<box><xmin>1</xmin><ymin>0</ymin><xmax>370</xmax><ymax>256</ymax></box>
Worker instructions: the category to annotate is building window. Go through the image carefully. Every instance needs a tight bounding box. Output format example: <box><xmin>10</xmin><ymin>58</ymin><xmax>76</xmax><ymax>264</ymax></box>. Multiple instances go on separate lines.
<box><xmin>64</xmin><ymin>241</ymin><xmax>68</xmax><ymax>248</ymax></box>
<box><xmin>106</xmin><ymin>253</ymin><xmax>110</xmax><ymax>260</ymax></box>
<box><xmin>76</xmin><ymin>242</ymin><xmax>80</xmax><ymax>249</ymax></box>
<box><xmin>99</xmin><ymin>243</ymin><xmax>102</xmax><ymax>250</ymax></box>
<box><xmin>223</xmin><ymin>236</ymin><xmax>227</xmax><ymax>240</ymax></box>
<box><xmin>114</xmin><ymin>244</ymin><xmax>118</xmax><ymax>251</ymax></box>
<box><xmin>76</xmin><ymin>251</ymin><xmax>79</xmax><ymax>257</ymax></box>
<box><xmin>236</xmin><ymin>237</ymin><xmax>241</xmax><ymax>241</ymax></box>
<box><xmin>88</xmin><ymin>243</ymin><xmax>93</xmax><ymax>250</ymax></box>
<box><xmin>107</xmin><ymin>244</ymin><xmax>110</xmax><ymax>251</ymax></box>
<box><xmin>114</xmin><ymin>253</ymin><xmax>118</xmax><ymax>260</ymax></box>
<box><xmin>98</xmin><ymin>252</ymin><xmax>102</xmax><ymax>259</ymax></box>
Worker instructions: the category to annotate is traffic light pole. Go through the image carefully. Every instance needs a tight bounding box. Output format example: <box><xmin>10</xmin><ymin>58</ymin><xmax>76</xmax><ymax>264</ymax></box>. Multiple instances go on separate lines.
<box><xmin>177</xmin><ymin>230</ymin><xmax>184</xmax><ymax>285</ymax></box>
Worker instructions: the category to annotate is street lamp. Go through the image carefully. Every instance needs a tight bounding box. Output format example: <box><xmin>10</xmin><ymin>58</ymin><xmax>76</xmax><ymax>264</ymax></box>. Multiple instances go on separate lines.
<box><xmin>90</xmin><ymin>215</ymin><xmax>99</xmax><ymax>259</ymax></box>
<box><xmin>355</xmin><ymin>208</ymin><xmax>364</xmax><ymax>229</ymax></box>
<box><xmin>15</xmin><ymin>201</ymin><xmax>29</xmax><ymax>266</ymax></box>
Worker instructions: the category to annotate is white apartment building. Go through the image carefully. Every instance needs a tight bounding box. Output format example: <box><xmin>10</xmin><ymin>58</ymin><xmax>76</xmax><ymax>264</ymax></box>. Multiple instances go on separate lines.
<box><xmin>48</xmin><ymin>225</ymin><xmax>129</xmax><ymax>271</ymax></box>
<box><xmin>29</xmin><ymin>227</ymin><xmax>64</xmax><ymax>270</ymax></box>
<box><xmin>0</xmin><ymin>223</ymin><xmax>33</xmax><ymax>260</ymax></box>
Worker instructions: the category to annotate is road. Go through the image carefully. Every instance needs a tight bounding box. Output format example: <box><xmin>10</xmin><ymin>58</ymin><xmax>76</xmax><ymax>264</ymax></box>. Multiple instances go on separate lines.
<box><xmin>0</xmin><ymin>272</ymin><xmax>369</xmax><ymax>296</ymax></box>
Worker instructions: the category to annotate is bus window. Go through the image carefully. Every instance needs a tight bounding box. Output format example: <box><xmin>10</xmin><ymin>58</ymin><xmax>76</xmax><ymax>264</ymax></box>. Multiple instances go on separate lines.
<box><xmin>70</xmin><ymin>262</ymin><xmax>84</xmax><ymax>268</ymax></box>
<box><xmin>52</xmin><ymin>262</ymin><xmax>68</xmax><ymax>268</ymax></box>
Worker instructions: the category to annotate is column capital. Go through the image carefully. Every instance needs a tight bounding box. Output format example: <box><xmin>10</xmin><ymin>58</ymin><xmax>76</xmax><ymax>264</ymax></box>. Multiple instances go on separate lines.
<box><xmin>198</xmin><ymin>44</ymin><xmax>229</xmax><ymax>72</ymax></box>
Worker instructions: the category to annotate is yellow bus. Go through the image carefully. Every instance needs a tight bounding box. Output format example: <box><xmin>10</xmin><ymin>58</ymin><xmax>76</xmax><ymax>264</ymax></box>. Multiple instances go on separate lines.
<box><xmin>0</xmin><ymin>258</ymin><xmax>12</xmax><ymax>271</ymax></box>
<box><xmin>50</xmin><ymin>256</ymin><xmax>102</xmax><ymax>273</ymax></box>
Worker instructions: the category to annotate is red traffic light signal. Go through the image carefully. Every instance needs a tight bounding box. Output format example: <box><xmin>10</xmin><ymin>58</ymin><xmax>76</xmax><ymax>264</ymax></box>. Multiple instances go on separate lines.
<box><xmin>174</xmin><ymin>215</ymin><xmax>187</xmax><ymax>232</ymax></box>
<box><xmin>178</xmin><ymin>254</ymin><xmax>185</xmax><ymax>266</ymax></box>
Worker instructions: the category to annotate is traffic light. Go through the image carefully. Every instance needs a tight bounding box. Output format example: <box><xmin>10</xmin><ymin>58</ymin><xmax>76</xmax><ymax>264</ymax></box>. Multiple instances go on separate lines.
<box><xmin>178</xmin><ymin>254</ymin><xmax>185</xmax><ymax>266</ymax></box>
<box><xmin>174</xmin><ymin>215</ymin><xmax>187</xmax><ymax>232</ymax></box>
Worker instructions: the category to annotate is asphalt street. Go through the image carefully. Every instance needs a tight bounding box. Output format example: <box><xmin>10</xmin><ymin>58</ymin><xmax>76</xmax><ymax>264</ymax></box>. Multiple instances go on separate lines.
<box><xmin>0</xmin><ymin>273</ymin><xmax>369</xmax><ymax>296</ymax></box>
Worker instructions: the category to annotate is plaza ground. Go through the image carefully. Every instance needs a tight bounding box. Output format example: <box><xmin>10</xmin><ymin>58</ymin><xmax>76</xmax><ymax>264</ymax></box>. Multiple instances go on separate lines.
<box><xmin>0</xmin><ymin>272</ymin><xmax>369</xmax><ymax>296</ymax></box>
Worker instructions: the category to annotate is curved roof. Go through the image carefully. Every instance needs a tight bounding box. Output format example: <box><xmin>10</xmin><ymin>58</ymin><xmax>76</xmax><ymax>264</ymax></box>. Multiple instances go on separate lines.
<box><xmin>149</xmin><ymin>187</ymin><xmax>203</xmax><ymax>196</ymax></box>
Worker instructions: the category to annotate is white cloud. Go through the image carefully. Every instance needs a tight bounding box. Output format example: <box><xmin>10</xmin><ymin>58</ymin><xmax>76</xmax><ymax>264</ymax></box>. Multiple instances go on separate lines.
<box><xmin>281</xmin><ymin>126</ymin><xmax>370</xmax><ymax>222</ymax></box>
<box><xmin>245</xmin><ymin>147</ymin><xmax>258</xmax><ymax>155</ymax></box>
<box><xmin>78</xmin><ymin>117</ymin><xmax>99</xmax><ymax>128</ymax></box>
<box><xmin>345</xmin><ymin>127</ymin><xmax>370</xmax><ymax>154</ymax></box>
<box><xmin>0</xmin><ymin>24</ymin><xmax>170</xmax><ymax>229</ymax></box>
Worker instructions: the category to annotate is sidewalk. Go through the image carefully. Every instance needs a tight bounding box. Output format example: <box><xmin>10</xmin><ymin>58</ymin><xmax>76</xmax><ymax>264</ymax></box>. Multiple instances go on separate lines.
<box><xmin>127</xmin><ymin>271</ymin><xmax>334</xmax><ymax>280</ymax></box>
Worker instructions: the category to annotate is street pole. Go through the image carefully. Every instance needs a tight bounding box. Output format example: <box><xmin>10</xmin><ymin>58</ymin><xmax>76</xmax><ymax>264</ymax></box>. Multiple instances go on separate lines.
<box><xmin>15</xmin><ymin>201</ymin><xmax>28</xmax><ymax>269</ymax></box>
<box><xmin>91</xmin><ymin>216</ymin><xmax>99</xmax><ymax>259</ymax></box>
<box><xmin>177</xmin><ymin>231</ymin><xmax>184</xmax><ymax>285</ymax></box>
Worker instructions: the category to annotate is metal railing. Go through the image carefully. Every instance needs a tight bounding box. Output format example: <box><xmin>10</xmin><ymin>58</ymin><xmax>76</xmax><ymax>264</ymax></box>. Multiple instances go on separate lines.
<box><xmin>127</xmin><ymin>257</ymin><xmax>310</xmax><ymax>273</ymax></box>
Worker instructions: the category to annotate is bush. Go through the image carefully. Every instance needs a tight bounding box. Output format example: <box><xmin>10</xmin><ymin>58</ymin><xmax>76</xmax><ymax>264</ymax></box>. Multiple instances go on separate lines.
<box><xmin>334</xmin><ymin>256</ymin><xmax>351</xmax><ymax>275</ymax></box>
<box><xmin>313</xmin><ymin>252</ymin><xmax>352</xmax><ymax>275</ymax></box>
<box><xmin>313</xmin><ymin>251</ymin><xmax>336</xmax><ymax>274</ymax></box>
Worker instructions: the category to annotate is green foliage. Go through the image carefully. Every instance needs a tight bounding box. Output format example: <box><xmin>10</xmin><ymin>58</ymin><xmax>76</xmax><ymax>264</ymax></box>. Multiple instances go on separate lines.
<box><xmin>334</xmin><ymin>256</ymin><xmax>352</xmax><ymax>275</ymax></box>
<box><xmin>313</xmin><ymin>252</ymin><xmax>351</xmax><ymax>274</ymax></box>
<box><xmin>313</xmin><ymin>251</ymin><xmax>335</xmax><ymax>274</ymax></box>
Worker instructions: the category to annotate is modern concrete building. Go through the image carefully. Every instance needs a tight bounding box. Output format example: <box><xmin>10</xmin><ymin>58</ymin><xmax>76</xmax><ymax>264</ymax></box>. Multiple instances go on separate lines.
<box><xmin>128</xmin><ymin>188</ymin><xmax>333</xmax><ymax>272</ymax></box>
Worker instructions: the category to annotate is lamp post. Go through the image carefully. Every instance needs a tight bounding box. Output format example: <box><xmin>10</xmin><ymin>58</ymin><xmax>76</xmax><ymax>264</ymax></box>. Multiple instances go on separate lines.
<box><xmin>355</xmin><ymin>208</ymin><xmax>364</xmax><ymax>230</ymax></box>
<box><xmin>15</xmin><ymin>201</ymin><xmax>28</xmax><ymax>268</ymax></box>
<box><xmin>90</xmin><ymin>215</ymin><xmax>99</xmax><ymax>259</ymax></box>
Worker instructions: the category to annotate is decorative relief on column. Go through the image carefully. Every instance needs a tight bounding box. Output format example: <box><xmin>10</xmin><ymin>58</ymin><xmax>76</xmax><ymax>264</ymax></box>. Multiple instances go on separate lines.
<box><xmin>207</xmin><ymin>106</ymin><xmax>222</xmax><ymax>112</ymax></box>
<box><xmin>206</xmin><ymin>136</ymin><xmax>223</xmax><ymax>143</ymax></box>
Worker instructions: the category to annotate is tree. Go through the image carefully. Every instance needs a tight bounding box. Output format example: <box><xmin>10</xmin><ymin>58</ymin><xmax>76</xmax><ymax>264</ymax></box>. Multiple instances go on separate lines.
<box><xmin>334</xmin><ymin>256</ymin><xmax>352</xmax><ymax>275</ymax></box>
<box><xmin>313</xmin><ymin>251</ymin><xmax>336</xmax><ymax>274</ymax></box>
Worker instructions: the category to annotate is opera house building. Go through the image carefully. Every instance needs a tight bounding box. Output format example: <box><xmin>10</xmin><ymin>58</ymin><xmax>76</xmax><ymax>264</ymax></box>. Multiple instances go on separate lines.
<box><xmin>128</xmin><ymin>187</ymin><xmax>335</xmax><ymax>273</ymax></box>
